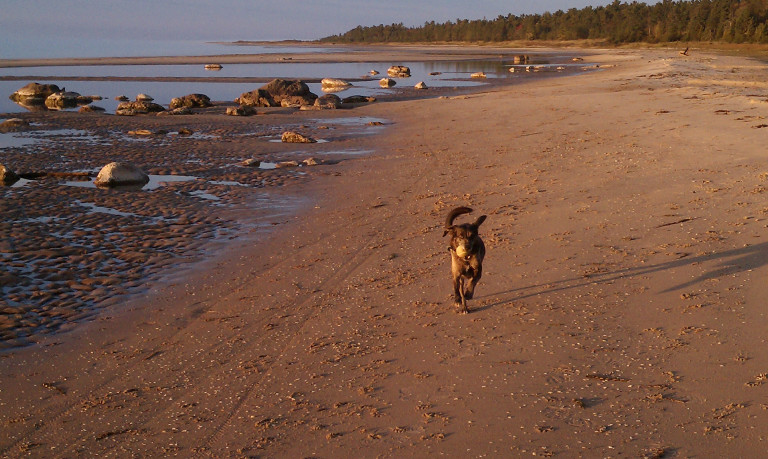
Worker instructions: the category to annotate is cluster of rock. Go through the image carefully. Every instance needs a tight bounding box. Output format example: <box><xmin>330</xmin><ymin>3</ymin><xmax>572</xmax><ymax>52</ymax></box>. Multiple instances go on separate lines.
<box><xmin>9</xmin><ymin>82</ymin><xmax>97</xmax><ymax>110</ymax></box>
<box><xmin>387</xmin><ymin>65</ymin><xmax>411</xmax><ymax>77</ymax></box>
<box><xmin>170</xmin><ymin>93</ymin><xmax>212</xmax><ymax>109</ymax></box>
<box><xmin>236</xmin><ymin>79</ymin><xmax>317</xmax><ymax>108</ymax></box>
<box><xmin>116</xmin><ymin>96</ymin><xmax>165</xmax><ymax>116</ymax></box>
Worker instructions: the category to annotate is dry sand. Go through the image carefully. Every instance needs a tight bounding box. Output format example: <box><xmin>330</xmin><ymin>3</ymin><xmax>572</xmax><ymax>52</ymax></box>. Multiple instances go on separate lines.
<box><xmin>3</xmin><ymin>47</ymin><xmax>768</xmax><ymax>457</ymax></box>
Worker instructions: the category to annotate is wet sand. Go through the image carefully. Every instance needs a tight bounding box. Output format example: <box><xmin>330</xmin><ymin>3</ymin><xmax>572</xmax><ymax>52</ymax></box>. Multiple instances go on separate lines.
<box><xmin>3</xmin><ymin>47</ymin><xmax>768</xmax><ymax>457</ymax></box>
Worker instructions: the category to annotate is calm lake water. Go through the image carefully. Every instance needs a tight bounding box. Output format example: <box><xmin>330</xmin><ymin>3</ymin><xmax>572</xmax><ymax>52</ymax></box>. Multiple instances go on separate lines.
<box><xmin>0</xmin><ymin>54</ymin><xmax>589</xmax><ymax>115</ymax></box>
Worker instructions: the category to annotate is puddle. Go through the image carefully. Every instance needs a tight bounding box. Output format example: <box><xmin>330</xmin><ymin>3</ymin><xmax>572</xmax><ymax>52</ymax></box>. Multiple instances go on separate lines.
<box><xmin>189</xmin><ymin>190</ymin><xmax>221</xmax><ymax>201</ymax></box>
<box><xmin>312</xmin><ymin>116</ymin><xmax>388</xmax><ymax>126</ymax></box>
<box><xmin>268</xmin><ymin>138</ymin><xmax>329</xmax><ymax>144</ymax></box>
<box><xmin>64</xmin><ymin>174</ymin><xmax>200</xmax><ymax>190</ymax></box>
<box><xmin>73</xmin><ymin>199</ymin><xmax>140</xmax><ymax>217</ymax></box>
<box><xmin>259</xmin><ymin>162</ymin><xmax>277</xmax><ymax>170</ymax></box>
<box><xmin>0</xmin><ymin>128</ymin><xmax>106</xmax><ymax>149</ymax></box>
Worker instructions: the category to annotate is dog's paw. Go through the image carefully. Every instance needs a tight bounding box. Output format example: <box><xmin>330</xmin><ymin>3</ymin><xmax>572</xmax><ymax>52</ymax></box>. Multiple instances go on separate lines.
<box><xmin>454</xmin><ymin>303</ymin><xmax>469</xmax><ymax>314</ymax></box>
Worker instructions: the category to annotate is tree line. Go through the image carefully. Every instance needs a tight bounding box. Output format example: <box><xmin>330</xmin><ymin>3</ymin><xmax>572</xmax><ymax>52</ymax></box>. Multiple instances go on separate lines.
<box><xmin>319</xmin><ymin>0</ymin><xmax>768</xmax><ymax>44</ymax></box>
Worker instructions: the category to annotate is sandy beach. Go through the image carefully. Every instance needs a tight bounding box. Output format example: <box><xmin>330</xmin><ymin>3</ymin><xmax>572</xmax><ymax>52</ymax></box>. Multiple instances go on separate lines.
<box><xmin>3</xmin><ymin>46</ymin><xmax>768</xmax><ymax>457</ymax></box>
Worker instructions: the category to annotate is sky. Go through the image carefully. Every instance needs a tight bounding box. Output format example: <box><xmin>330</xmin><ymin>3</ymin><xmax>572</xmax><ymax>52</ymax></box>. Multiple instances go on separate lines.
<box><xmin>3</xmin><ymin>0</ymin><xmax>629</xmax><ymax>42</ymax></box>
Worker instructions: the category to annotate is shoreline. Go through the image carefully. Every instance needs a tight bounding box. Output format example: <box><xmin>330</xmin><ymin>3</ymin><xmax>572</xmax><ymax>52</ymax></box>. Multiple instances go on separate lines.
<box><xmin>4</xmin><ymin>48</ymin><xmax>768</xmax><ymax>456</ymax></box>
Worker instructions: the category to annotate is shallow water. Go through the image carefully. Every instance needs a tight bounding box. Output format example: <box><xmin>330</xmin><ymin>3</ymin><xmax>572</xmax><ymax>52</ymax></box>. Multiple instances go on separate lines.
<box><xmin>0</xmin><ymin>56</ymin><xmax>576</xmax><ymax>114</ymax></box>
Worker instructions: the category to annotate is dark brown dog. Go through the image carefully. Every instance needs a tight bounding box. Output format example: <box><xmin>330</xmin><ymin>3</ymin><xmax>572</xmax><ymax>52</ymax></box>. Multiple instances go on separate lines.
<box><xmin>443</xmin><ymin>206</ymin><xmax>486</xmax><ymax>313</ymax></box>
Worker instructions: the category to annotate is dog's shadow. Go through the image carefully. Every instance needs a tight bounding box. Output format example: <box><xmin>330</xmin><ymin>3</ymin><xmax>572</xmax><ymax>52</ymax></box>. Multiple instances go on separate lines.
<box><xmin>473</xmin><ymin>241</ymin><xmax>768</xmax><ymax>312</ymax></box>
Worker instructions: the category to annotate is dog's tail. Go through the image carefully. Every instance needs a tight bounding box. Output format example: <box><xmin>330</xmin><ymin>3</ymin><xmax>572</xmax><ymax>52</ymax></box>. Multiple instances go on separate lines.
<box><xmin>445</xmin><ymin>206</ymin><xmax>473</xmax><ymax>229</ymax></box>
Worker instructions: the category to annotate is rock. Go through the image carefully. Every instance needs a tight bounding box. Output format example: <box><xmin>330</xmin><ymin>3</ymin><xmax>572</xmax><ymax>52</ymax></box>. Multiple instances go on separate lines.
<box><xmin>205</xmin><ymin>64</ymin><xmax>223</xmax><ymax>70</ymax></box>
<box><xmin>303</xmin><ymin>157</ymin><xmax>322</xmax><ymax>166</ymax></box>
<box><xmin>0</xmin><ymin>164</ymin><xmax>20</xmax><ymax>186</ymax></box>
<box><xmin>78</xmin><ymin>105</ymin><xmax>105</xmax><ymax>113</ymax></box>
<box><xmin>321</xmin><ymin>78</ymin><xmax>351</xmax><ymax>89</ymax></box>
<box><xmin>513</xmin><ymin>55</ymin><xmax>530</xmax><ymax>64</ymax></box>
<box><xmin>177</xmin><ymin>128</ymin><xmax>194</xmax><ymax>135</ymax></box>
<box><xmin>45</xmin><ymin>91</ymin><xmax>84</xmax><ymax>109</ymax></box>
<box><xmin>226</xmin><ymin>105</ymin><xmax>257</xmax><ymax>116</ymax></box>
<box><xmin>471</xmin><ymin>72</ymin><xmax>487</xmax><ymax>78</ymax></box>
<box><xmin>136</xmin><ymin>93</ymin><xmax>154</xmax><ymax>101</ymax></box>
<box><xmin>9</xmin><ymin>82</ymin><xmax>61</xmax><ymax>104</ymax></box>
<box><xmin>241</xmin><ymin>158</ymin><xmax>261</xmax><ymax>167</ymax></box>
<box><xmin>276</xmin><ymin>160</ymin><xmax>300</xmax><ymax>168</ymax></box>
<box><xmin>170</xmin><ymin>93</ymin><xmax>212</xmax><ymax>109</ymax></box>
<box><xmin>165</xmin><ymin>107</ymin><xmax>193</xmax><ymax>115</ymax></box>
<box><xmin>0</xmin><ymin>118</ymin><xmax>30</xmax><ymax>133</ymax></box>
<box><xmin>128</xmin><ymin>129</ymin><xmax>153</xmax><ymax>136</ymax></box>
<box><xmin>387</xmin><ymin>65</ymin><xmax>411</xmax><ymax>77</ymax></box>
<box><xmin>341</xmin><ymin>95</ymin><xmax>377</xmax><ymax>104</ymax></box>
<box><xmin>94</xmin><ymin>162</ymin><xmax>150</xmax><ymax>188</ymax></box>
<box><xmin>314</xmin><ymin>94</ymin><xmax>341</xmax><ymax>109</ymax></box>
<box><xmin>414</xmin><ymin>81</ymin><xmax>428</xmax><ymax>89</ymax></box>
<box><xmin>115</xmin><ymin>95</ymin><xmax>129</xmax><ymax>101</ymax></box>
<box><xmin>370</xmin><ymin>69</ymin><xmax>380</xmax><ymax>75</ymax></box>
<box><xmin>237</xmin><ymin>79</ymin><xmax>317</xmax><ymax>107</ymax></box>
<box><xmin>429</xmin><ymin>72</ymin><xmax>442</xmax><ymax>75</ymax></box>
<box><xmin>380</xmin><ymin>78</ymin><xmax>396</xmax><ymax>88</ymax></box>
<box><xmin>572</xmin><ymin>57</ymin><xmax>584</xmax><ymax>62</ymax></box>
<box><xmin>281</xmin><ymin>131</ymin><xmax>316</xmax><ymax>143</ymax></box>
<box><xmin>116</xmin><ymin>100</ymin><xmax>165</xmax><ymax>115</ymax></box>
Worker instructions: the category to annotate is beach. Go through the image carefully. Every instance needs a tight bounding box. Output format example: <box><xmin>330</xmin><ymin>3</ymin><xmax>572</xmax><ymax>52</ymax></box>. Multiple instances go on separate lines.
<box><xmin>2</xmin><ymin>46</ymin><xmax>768</xmax><ymax>457</ymax></box>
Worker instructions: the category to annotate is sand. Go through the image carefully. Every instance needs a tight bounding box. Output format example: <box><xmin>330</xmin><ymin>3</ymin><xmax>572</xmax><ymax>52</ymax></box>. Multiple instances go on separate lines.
<box><xmin>3</xmin><ymin>47</ymin><xmax>768</xmax><ymax>457</ymax></box>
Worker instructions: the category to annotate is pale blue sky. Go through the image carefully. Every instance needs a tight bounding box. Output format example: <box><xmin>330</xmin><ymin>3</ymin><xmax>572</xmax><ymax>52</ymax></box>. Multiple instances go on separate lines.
<box><xmin>3</xmin><ymin>0</ymin><xmax>639</xmax><ymax>41</ymax></box>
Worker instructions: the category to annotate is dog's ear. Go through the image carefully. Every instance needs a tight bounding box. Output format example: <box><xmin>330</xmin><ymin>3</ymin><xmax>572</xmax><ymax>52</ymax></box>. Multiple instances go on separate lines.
<box><xmin>473</xmin><ymin>215</ymin><xmax>487</xmax><ymax>228</ymax></box>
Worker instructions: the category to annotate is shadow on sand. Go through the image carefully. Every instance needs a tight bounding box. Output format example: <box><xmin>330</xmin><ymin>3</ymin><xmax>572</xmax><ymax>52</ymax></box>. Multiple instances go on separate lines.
<box><xmin>476</xmin><ymin>241</ymin><xmax>768</xmax><ymax>312</ymax></box>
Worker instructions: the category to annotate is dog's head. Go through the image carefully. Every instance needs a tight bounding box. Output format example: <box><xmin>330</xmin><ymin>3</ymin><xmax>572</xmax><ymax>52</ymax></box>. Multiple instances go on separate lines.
<box><xmin>443</xmin><ymin>207</ymin><xmax>486</xmax><ymax>258</ymax></box>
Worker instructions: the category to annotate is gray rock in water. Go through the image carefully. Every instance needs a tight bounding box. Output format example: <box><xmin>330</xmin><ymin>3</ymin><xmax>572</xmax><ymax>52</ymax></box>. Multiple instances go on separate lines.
<box><xmin>387</xmin><ymin>65</ymin><xmax>411</xmax><ymax>77</ymax></box>
<box><xmin>314</xmin><ymin>94</ymin><xmax>341</xmax><ymax>109</ymax></box>
<box><xmin>9</xmin><ymin>82</ymin><xmax>61</xmax><ymax>105</ymax></box>
<box><xmin>94</xmin><ymin>162</ymin><xmax>150</xmax><ymax>188</ymax></box>
<box><xmin>0</xmin><ymin>164</ymin><xmax>20</xmax><ymax>186</ymax></box>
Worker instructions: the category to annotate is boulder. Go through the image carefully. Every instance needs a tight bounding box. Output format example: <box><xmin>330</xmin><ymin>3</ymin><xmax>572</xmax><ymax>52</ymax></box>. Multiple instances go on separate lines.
<box><xmin>0</xmin><ymin>118</ymin><xmax>31</xmax><ymax>133</ymax></box>
<box><xmin>170</xmin><ymin>93</ymin><xmax>212</xmax><ymax>109</ymax></box>
<box><xmin>370</xmin><ymin>69</ymin><xmax>380</xmax><ymax>75</ymax></box>
<box><xmin>115</xmin><ymin>95</ymin><xmax>129</xmax><ymax>101</ymax></box>
<box><xmin>471</xmin><ymin>72</ymin><xmax>487</xmax><ymax>79</ymax></box>
<box><xmin>94</xmin><ymin>162</ymin><xmax>150</xmax><ymax>188</ymax></box>
<box><xmin>177</xmin><ymin>128</ymin><xmax>194</xmax><ymax>136</ymax></box>
<box><xmin>45</xmin><ymin>91</ymin><xmax>84</xmax><ymax>109</ymax></box>
<box><xmin>116</xmin><ymin>100</ymin><xmax>165</xmax><ymax>116</ymax></box>
<box><xmin>321</xmin><ymin>78</ymin><xmax>351</xmax><ymax>89</ymax></box>
<box><xmin>9</xmin><ymin>82</ymin><xmax>61</xmax><ymax>104</ymax></box>
<box><xmin>303</xmin><ymin>157</ymin><xmax>322</xmax><ymax>166</ymax></box>
<box><xmin>0</xmin><ymin>164</ymin><xmax>20</xmax><ymax>186</ymax></box>
<box><xmin>226</xmin><ymin>105</ymin><xmax>257</xmax><ymax>116</ymax></box>
<box><xmin>136</xmin><ymin>93</ymin><xmax>154</xmax><ymax>101</ymax></box>
<box><xmin>314</xmin><ymin>94</ymin><xmax>341</xmax><ymax>109</ymax></box>
<box><xmin>276</xmin><ymin>160</ymin><xmax>300</xmax><ymax>168</ymax></box>
<box><xmin>241</xmin><ymin>158</ymin><xmax>261</xmax><ymax>167</ymax></box>
<box><xmin>281</xmin><ymin>131</ymin><xmax>317</xmax><ymax>143</ymax></box>
<box><xmin>414</xmin><ymin>81</ymin><xmax>428</xmax><ymax>89</ymax></box>
<box><xmin>237</xmin><ymin>79</ymin><xmax>318</xmax><ymax>107</ymax></box>
<box><xmin>513</xmin><ymin>55</ymin><xmax>530</xmax><ymax>64</ymax></box>
<box><xmin>341</xmin><ymin>95</ymin><xmax>377</xmax><ymax>104</ymax></box>
<box><xmin>78</xmin><ymin>105</ymin><xmax>105</xmax><ymax>113</ymax></box>
<box><xmin>379</xmin><ymin>78</ymin><xmax>396</xmax><ymax>88</ymax></box>
<box><xmin>387</xmin><ymin>65</ymin><xmax>411</xmax><ymax>77</ymax></box>
<box><xmin>205</xmin><ymin>64</ymin><xmax>223</xmax><ymax>70</ymax></box>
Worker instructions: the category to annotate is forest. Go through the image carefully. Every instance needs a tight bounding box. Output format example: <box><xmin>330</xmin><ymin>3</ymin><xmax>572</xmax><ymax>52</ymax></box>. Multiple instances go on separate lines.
<box><xmin>319</xmin><ymin>0</ymin><xmax>768</xmax><ymax>44</ymax></box>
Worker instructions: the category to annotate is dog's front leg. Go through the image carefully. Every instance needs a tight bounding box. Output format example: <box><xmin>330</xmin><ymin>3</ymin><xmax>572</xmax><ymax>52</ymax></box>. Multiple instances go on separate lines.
<box><xmin>464</xmin><ymin>264</ymin><xmax>482</xmax><ymax>300</ymax></box>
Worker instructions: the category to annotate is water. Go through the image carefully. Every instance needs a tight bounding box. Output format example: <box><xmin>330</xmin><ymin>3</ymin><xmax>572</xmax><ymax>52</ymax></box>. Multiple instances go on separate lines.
<box><xmin>0</xmin><ymin>54</ymin><xmax>579</xmax><ymax>114</ymax></box>
<box><xmin>0</xmin><ymin>36</ymin><xmax>339</xmax><ymax>60</ymax></box>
